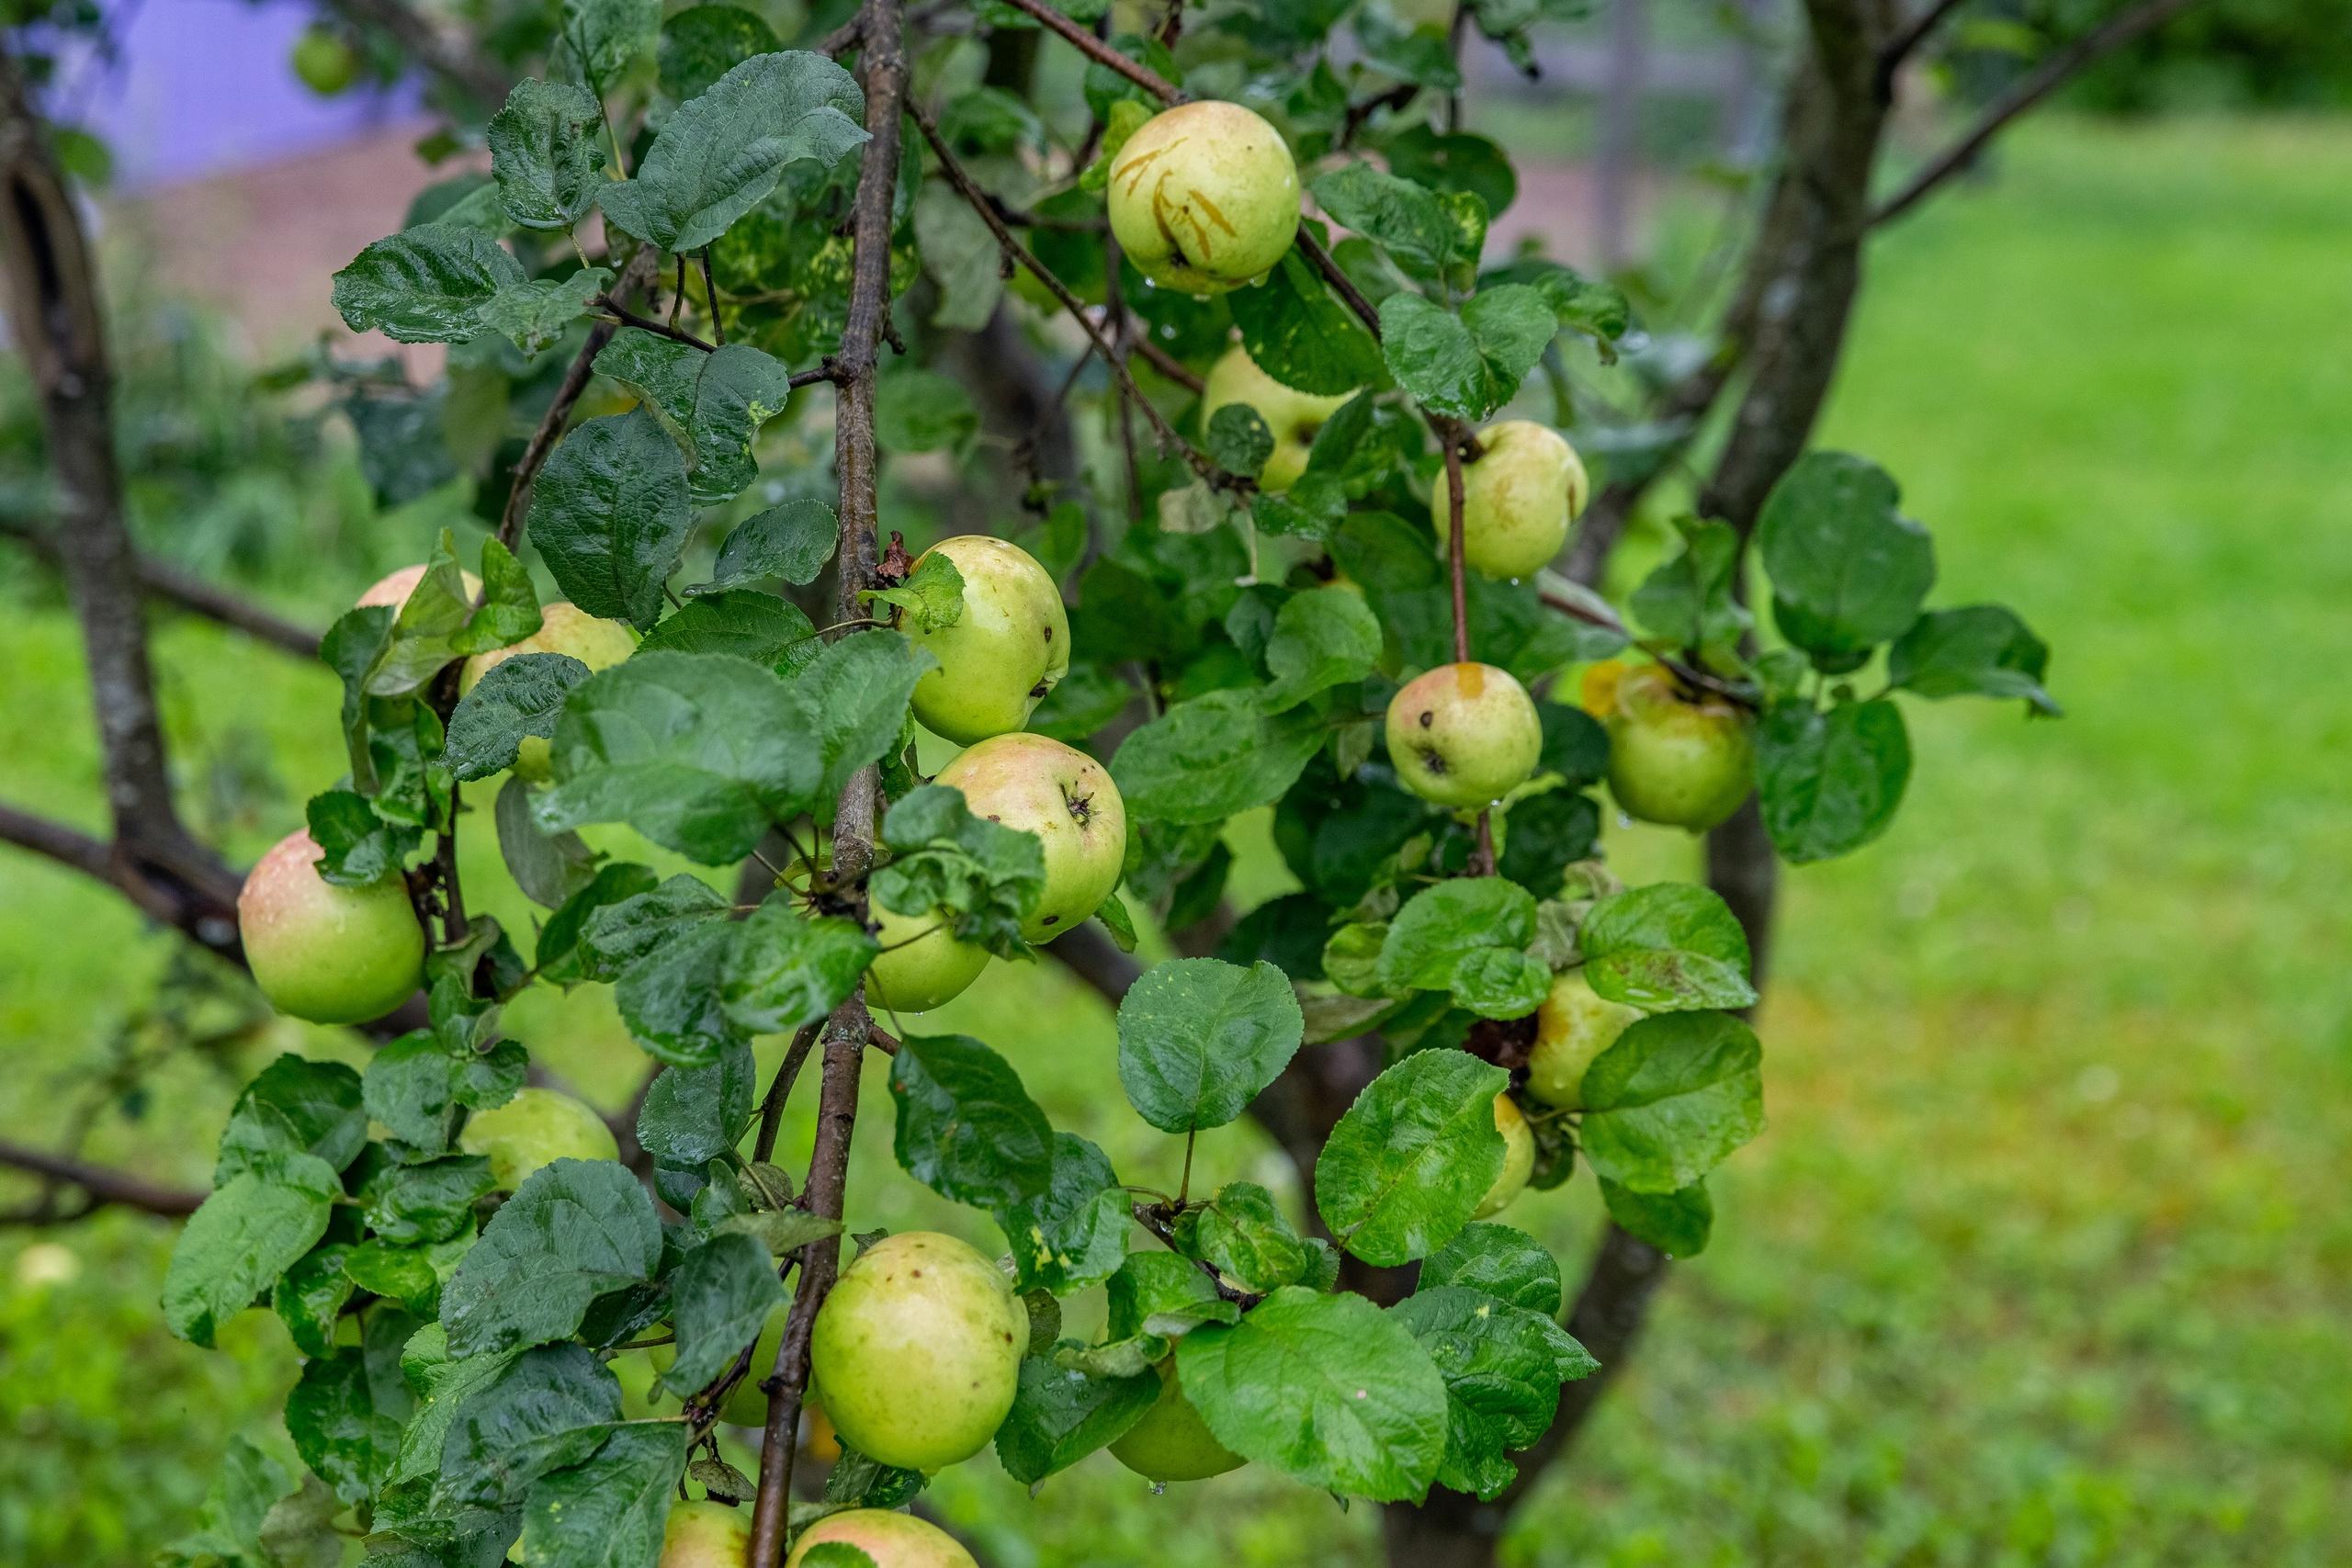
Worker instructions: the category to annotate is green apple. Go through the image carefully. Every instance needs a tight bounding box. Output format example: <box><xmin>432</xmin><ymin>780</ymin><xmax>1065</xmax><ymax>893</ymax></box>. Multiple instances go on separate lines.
<box><xmin>808</xmin><ymin>1231</ymin><xmax>1025</xmax><ymax>1473</ymax></box>
<box><xmin>903</xmin><ymin>536</ymin><xmax>1069</xmax><ymax>745</ymax></box>
<box><xmin>865</xmin><ymin>895</ymin><xmax>989</xmax><ymax>1014</ymax></box>
<box><xmin>1434</xmin><ymin>420</ymin><xmax>1589</xmax><ymax>581</ymax></box>
<box><xmin>237</xmin><ymin>829</ymin><xmax>424</xmax><ymax>1024</ymax></box>
<box><xmin>1199</xmin><ymin>344</ymin><xmax>1352</xmax><ymax>493</ymax></box>
<box><xmin>933</xmin><ymin>734</ymin><xmax>1125</xmax><ymax>943</ymax></box>
<box><xmin>1107</xmin><ymin>101</ymin><xmax>1301</xmax><ymax>295</ymax></box>
<box><xmin>1471</xmin><ymin>1094</ymin><xmax>1535</xmax><ymax>1219</ymax></box>
<box><xmin>458</xmin><ymin>1087</ymin><xmax>619</xmax><ymax>1191</ymax></box>
<box><xmin>291</xmin><ymin>25</ymin><xmax>360</xmax><ymax>96</ymax></box>
<box><xmin>355</xmin><ymin>563</ymin><xmax>481</xmax><ymax>611</ymax></box>
<box><xmin>1584</xmin><ymin>660</ymin><xmax>1756</xmax><ymax>831</ymax></box>
<box><xmin>1110</xmin><ymin>1358</ymin><xmax>1245</xmax><ymax>1483</ymax></box>
<box><xmin>1525</xmin><ymin>972</ymin><xmax>1644</xmax><ymax>1110</ymax></box>
<box><xmin>1384</xmin><ymin>661</ymin><xmax>1544</xmax><ymax>809</ymax></box>
<box><xmin>786</xmin><ymin>1509</ymin><xmax>977</xmax><ymax>1568</ymax></box>
<box><xmin>459</xmin><ymin>603</ymin><xmax>639</xmax><ymax>782</ymax></box>
<box><xmin>659</xmin><ymin>1500</ymin><xmax>749</xmax><ymax>1568</ymax></box>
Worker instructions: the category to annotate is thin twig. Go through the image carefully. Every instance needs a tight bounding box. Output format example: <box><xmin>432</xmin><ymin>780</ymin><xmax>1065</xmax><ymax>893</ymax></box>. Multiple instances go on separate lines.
<box><xmin>1880</xmin><ymin>0</ymin><xmax>1972</xmax><ymax>69</ymax></box>
<box><xmin>1128</xmin><ymin>330</ymin><xmax>1205</xmax><ymax>395</ymax></box>
<box><xmin>0</xmin><ymin>1136</ymin><xmax>205</xmax><ymax>1216</ymax></box>
<box><xmin>1873</xmin><ymin>0</ymin><xmax>2205</xmax><ymax>226</ymax></box>
<box><xmin>752</xmin><ymin>1023</ymin><xmax>823</xmax><ymax>1164</ymax></box>
<box><xmin>598</xmin><ymin>296</ymin><xmax>717</xmax><ymax>353</ymax></box>
<box><xmin>995</xmin><ymin>0</ymin><xmax>1183</xmax><ymax>102</ymax></box>
<box><xmin>697</xmin><ymin>250</ymin><xmax>725</xmax><ymax>345</ymax></box>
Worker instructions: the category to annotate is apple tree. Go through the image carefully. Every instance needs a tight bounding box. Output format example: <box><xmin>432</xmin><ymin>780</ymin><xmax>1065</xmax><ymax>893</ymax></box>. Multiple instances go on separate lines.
<box><xmin>0</xmin><ymin>0</ymin><xmax>2201</xmax><ymax>1562</ymax></box>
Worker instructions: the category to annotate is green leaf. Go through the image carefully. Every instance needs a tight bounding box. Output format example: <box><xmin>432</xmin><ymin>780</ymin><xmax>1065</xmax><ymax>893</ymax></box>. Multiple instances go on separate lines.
<box><xmin>1628</xmin><ymin>518</ymin><xmax>1749</xmax><ymax>655</ymax></box>
<box><xmin>993</xmin><ymin>1356</ymin><xmax>1160</xmax><ymax>1486</ymax></box>
<box><xmin>859</xmin><ymin>550</ymin><xmax>965</xmax><ymax>635</ymax></box>
<box><xmin>1378</xmin><ymin>285</ymin><xmax>1554</xmax><ymax>423</ymax></box>
<box><xmin>1376</xmin><ymin>877</ymin><xmax>1542</xmax><ymax>1017</ymax></box>
<box><xmin>512</xmin><ymin>1422</ymin><xmax>684</xmax><ymax>1568</ymax></box>
<box><xmin>595</xmin><ymin>51</ymin><xmax>868</xmax><ymax>253</ymax></box>
<box><xmin>164</xmin><ymin>1151</ymin><xmax>340</xmax><ymax>1346</ymax></box>
<box><xmin>480</xmin><ymin>265</ymin><xmax>612</xmax><ymax>355</ymax></box>
<box><xmin>157</xmin><ymin>1436</ymin><xmax>302</xmax><ymax>1566</ymax></box>
<box><xmin>1758</xmin><ymin>451</ymin><xmax>1936</xmax><ymax>672</ymax></box>
<box><xmin>362</xmin><ymin>1154</ymin><xmax>494</xmax><ymax>1245</ymax></box>
<box><xmin>1887</xmin><ymin>604</ymin><xmax>2059</xmax><ymax>714</ymax></box>
<box><xmin>273</xmin><ymin>1246</ymin><xmax>356</xmax><ymax>1358</ymax></box>
<box><xmin>537</xmin><ymin>652</ymin><xmax>820</xmax><ymax>863</ymax></box>
<box><xmin>637</xmin><ymin>589</ymin><xmax>820</xmax><ymax>672</ymax></box>
<box><xmin>215</xmin><ymin>1054</ymin><xmax>368</xmax><ymax>1182</ymax></box>
<box><xmin>305</xmin><ymin>788</ymin><xmax>422</xmax><ymax>887</ymax></box>
<box><xmin>1186</xmin><ymin>1181</ymin><xmax>1313</xmax><ymax>1293</ymax></box>
<box><xmin>593</xmin><ymin>331</ymin><xmax>797</xmax><ymax>505</ymax></box>
<box><xmin>366</xmin><ymin>1032</ymin><xmax>463</xmax><ymax>1156</ymax></box>
<box><xmin>874</xmin><ymin>367</ymin><xmax>979</xmax><ymax>453</ymax></box>
<box><xmin>536</xmin><ymin>862</ymin><xmax>662</xmax><ymax>985</ymax></box>
<box><xmin>688</xmin><ymin>500</ymin><xmax>838</xmax><ymax>594</ymax></box>
<box><xmin>1260</xmin><ymin>587</ymin><xmax>1382</xmax><ymax>712</ymax></box>
<box><xmin>387</xmin><ymin>1324</ymin><xmax>517</xmax><ymax>1488</ymax></box>
<box><xmin>441</xmin><ymin>1158</ymin><xmax>663</xmax><ymax>1355</ymax></box>
<box><xmin>576</xmin><ymin>873</ymin><xmax>731</xmax><ymax>979</ymax></box>
<box><xmin>1178</xmin><ymin>1285</ymin><xmax>1449</xmax><ymax>1501</ymax></box>
<box><xmin>527</xmin><ymin>408</ymin><xmax>690</xmax><ymax>629</ymax></box>
<box><xmin>994</xmin><ymin>1131</ymin><xmax>1130</xmax><ymax>1294</ymax></box>
<box><xmin>1498</xmin><ymin>789</ymin><xmax>1600</xmax><ymax>898</ymax></box>
<box><xmin>616</xmin><ymin>920</ymin><xmax>742</xmax><ymax>1066</ymax></box>
<box><xmin>332</xmin><ymin>225</ymin><xmax>525</xmax><ymax>344</ymax></box>
<box><xmin>871</xmin><ymin>784</ymin><xmax>1046</xmax><ymax>958</ymax></box>
<box><xmin>1253</xmin><ymin>470</ymin><xmax>1350</xmax><ymax>541</ymax></box>
<box><xmin>661</xmin><ymin>6</ymin><xmax>781</xmax><ymax>102</ymax></box>
<box><xmin>890</xmin><ymin>1033</ymin><xmax>1055</xmax><ymax>1210</ymax></box>
<box><xmin>1579</xmin><ymin>1011</ymin><xmax>1764</xmax><ymax>1194</ymax></box>
<box><xmin>446</xmin><ymin>654</ymin><xmax>593</xmax><ymax>782</ymax></box>
<box><xmin>657</xmin><ymin>1232</ymin><xmax>786</xmax><ymax>1394</ymax></box>
<box><xmin>1112</xmin><ymin>688</ymin><xmax>1326</xmax><ymax>826</ymax></box>
<box><xmin>1205</xmin><ymin>403</ymin><xmax>1274</xmax><ymax>479</ymax></box>
<box><xmin>1227</xmin><ymin>249</ymin><xmax>1385</xmax><ymax>396</ymax></box>
<box><xmin>436</xmin><ymin>1342</ymin><xmax>621</xmax><ymax>1509</ymax></box>
<box><xmin>1115</xmin><ymin>958</ymin><xmax>1304</xmax><ymax>1134</ymax></box>
<box><xmin>718</xmin><ymin>898</ymin><xmax>877</xmax><ymax>1035</ymax></box>
<box><xmin>913</xmin><ymin>178</ymin><xmax>1005</xmax><ymax>333</ymax></box>
<box><xmin>287</xmin><ymin>1347</ymin><xmax>406</xmax><ymax>1504</ymax></box>
<box><xmin>1393</xmin><ymin>1285</ymin><xmax>1591</xmax><ymax>1500</ymax></box>
<box><xmin>1578</xmin><ymin>881</ymin><xmax>1758</xmax><ymax>1011</ymax></box>
<box><xmin>636</xmin><ymin>1043</ymin><xmax>755</xmax><ymax>1168</ymax></box>
<box><xmin>488</xmin><ymin>79</ymin><xmax>606</xmax><ymax>230</ymax></box>
<box><xmin>563</xmin><ymin>0</ymin><xmax>659</xmax><ymax>82</ymax></box>
<box><xmin>793</xmin><ymin>630</ymin><xmax>934</xmax><ymax>808</ymax></box>
<box><xmin>1600</xmin><ymin>1176</ymin><xmax>1713</xmax><ymax>1258</ymax></box>
<box><xmin>1419</xmin><ymin>1222</ymin><xmax>1563</xmax><ymax>1315</ymax></box>
<box><xmin>1316</xmin><ymin>1050</ymin><xmax>1508</xmax><ymax>1266</ymax></box>
<box><xmin>1755</xmin><ymin>696</ymin><xmax>1912</xmax><ymax>863</ymax></box>
<box><xmin>495</xmin><ymin>774</ymin><xmax>602</xmax><ymax>908</ymax></box>
<box><xmin>1309</xmin><ymin>163</ymin><xmax>1462</xmax><ymax>271</ymax></box>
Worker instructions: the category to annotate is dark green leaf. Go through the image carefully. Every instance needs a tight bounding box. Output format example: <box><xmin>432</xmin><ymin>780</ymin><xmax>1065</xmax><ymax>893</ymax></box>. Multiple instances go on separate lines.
<box><xmin>636</xmin><ymin>589</ymin><xmax>819</xmax><ymax>672</ymax></box>
<box><xmin>1755</xmin><ymin>696</ymin><xmax>1912</xmax><ymax>863</ymax></box>
<box><xmin>495</xmin><ymin>774</ymin><xmax>602</xmax><ymax>908</ymax></box>
<box><xmin>288</xmin><ymin>1348</ymin><xmax>405</xmax><ymax>1504</ymax></box>
<box><xmin>1261</xmin><ymin>587</ymin><xmax>1382</xmax><ymax>711</ymax></box>
<box><xmin>718</xmin><ymin>899</ymin><xmax>877</xmax><ymax>1035</ymax></box>
<box><xmin>1378</xmin><ymin>285</ymin><xmax>1553</xmax><ymax>422</ymax></box>
<box><xmin>1578</xmin><ymin>881</ymin><xmax>1758</xmax><ymax>1011</ymax></box>
<box><xmin>1392</xmin><ymin>1286</ymin><xmax>1589</xmax><ymax>1500</ymax></box>
<box><xmin>1205</xmin><ymin>403</ymin><xmax>1274</xmax><ymax>479</ymax></box>
<box><xmin>437</xmin><ymin>1343</ymin><xmax>622</xmax><ymax>1509</ymax></box>
<box><xmin>1628</xmin><ymin>519</ymin><xmax>1748</xmax><ymax>655</ymax></box>
<box><xmin>1115</xmin><ymin>958</ymin><xmax>1304</xmax><ymax>1134</ymax></box>
<box><xmin>1111</xmin><ymin>689</ymin><xmax>1326</xmax><ymax>826</ymax></box>
<box><xmin>992</xmin><ymin>1356</ymin><xmax>1160</xmax><ymax>1486</ymax></box>
<box><xmin>1887</xmin><ymin>604</ymin><xmax>2058</xmax><ymax>714</ymax></box>
<box><xmin>1309</xmin><ymin>163</ymin><xmax>1461</xmax><ymax>270</ymax></box>
<box><xmin>1758</xmin><ymin>451</ymin><xmax>1936</xmax><ymax>671</ymax></box>
<box><xmin>1498</xmin><ymin>789</ymin><xmax>1600</xmax><ymax>897</ymax></box>
<box><xmin>332</xmin><ymin>225</ymin><xmax>525</xmax><ymax>344</ymax></box>
<box><xmin>306</xmin><ymin>788</ymin><xmax>422</xmax><ymax>887</ymax></box>
<box><xmin>658</xmin><ymin>1232</ymin><xmax>786</xmax><ymax>1394</ymax></box>
<box><xmin>274</xmin><ymin>1245</ymin><xmax>356</xmax><ymax>1358</ymax></box>
<box><xmin>563</xmin><ymin>0</ymin><xmax>659</xmax><ymax>82</ymax></box>
<box><xmin>1187</xmin><ymin>1181</ymin><xmax>1313</xmax><ymax>1293</ymax></box>
<box><xmin>447</xmin><ymin>655</ymin><xmax>593</xmax><ymax>782</ymax></box>
<box><xmin>871</xmin><ymin>784</ymin><xmax>1046</xmax><ymax>958</ymax></box>
<box><xmin>1600</xmin><ymin>1176</ymin><xmax>1713</xmax><ymax>1258</ymax></box>
<box><xmin>216</xmin><ymin>1055</ymin><xmax>368</xmax><ymax>1182</ymax></box>
<box><xmin>1227</xmin><ymin>249</ymin><xmax>1385</xmax><ymax>396</ymax></box>
<box><xmin>441</xmin><ymin>1158</ymin><xmax>663</xmax><ymax>1355</ymax></box>
<box><xmin>526</xmin><ymin>408</ymin><xmax>691</xmax><ymax>628</ymax></box>
<box><xmin>1376</xmin><ymin>876</ymin><xmax>1540</xmax><ymax>1015</ymax></box>
<box><xmin>874</xmin><ymin>367</ymin><xmax>979</xmax><ymax>453</ymax></box>
<box><xmin>363</xmin><ymin>1154</ymin><xmax>493</xmax><ymax>1245</ymax></box>
<box><xmin>660</xmin><ymin>6</ymin><xmax>781</xmax><ymax>103</ymax></box>
<box><xmin>890</xmin><ymin>1033</ymin><xmax>1054</xmax><ymax>1210</ymax></box>
<box><xmin>164</xmin><ymin>1151</ymin><xmax>340</xmax><ymax>1346</ymax></box>
<box><xmin>536</xmin><ymin>863</ymin><xmax>663</xmax><ymax>985</ymax></box>
<box><xmin>1419</xmin><ymin>1222</ymin><xmax>1563</xmax><ymax>1315</ymax></box>
<box><xmin>688</xmin><ymin>500</ymin><xmax>839</xmax><ymax>593</ymax></box>
<box><xmin>994</xmin><ymin>1131</ymin><xmax>1130</xmax><ymax>1294</ymax></box>
<box><xmin>1316</xmin><ymin>1050</ymin><xmax>1508</xmax><ymax>1266</ymax></box>
<box><xmin>512</xmin><ymin>1423</ymin><xmax>684</xmax><ymax>1568</ymax></box>
<box><xmin>593</xmin><ymin>332</ymin><xmax>797</xmax><ymax>505</ymax></box>
<box><xmin>481</xmin><ymin>266</ymin><xmax>611</xmax><ymax>355</ymax></box>
<box><xmin>616</xmin><ymin>920</ymin><xmax>742</xmax><ymax>1066</ymax></box>
<box><xmin>793</xmin><ymin>630</ymin><xmax>934</xmax><ymax>807</ymax></box>
<box><xmin>635</xmin><ymin>1043</ymin><xmax>755</xmax><ymax>1167</ymax></box>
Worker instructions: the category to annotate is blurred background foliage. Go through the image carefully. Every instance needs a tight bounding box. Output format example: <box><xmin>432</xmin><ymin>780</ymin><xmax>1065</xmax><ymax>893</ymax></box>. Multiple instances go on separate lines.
<box><xmin>1</xmin><ymin>0</ymin><xmax>2348</xmax><ymax>1562</ymax></box>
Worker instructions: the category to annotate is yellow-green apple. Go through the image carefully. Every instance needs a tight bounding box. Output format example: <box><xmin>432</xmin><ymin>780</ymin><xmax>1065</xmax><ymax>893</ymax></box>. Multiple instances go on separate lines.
<box><xmin>1107</xmin><ymin>101</ymin><xmax>1300</xmax><ymax>294</ymax></box>
<box><xmin>355</xmin><ymin>563</ymin><xmax>481</xmax><ymax>611</ymax></box>
<box><xmin>1471</xmin><ymin>1094</ymin><xmax>1534</xmax><ymax>1219</ymax></box>
<box><xmin>1524</xmin><ymin>972</ymin><xmax>1643</xmax><ymax>1110</ymax></box>
<box><xmin>865</xmin><ymin>895</ymin><xmax>989</xmax><ymax>1014</ymax></box>
<box><xmin>933</xmin><ymin>735</ymin><xmax>1125</xmax><ymax>943</ymax></box>
<box><xmin>809</xmin><ymin>1231</ymin><xmax>1025</xmax><ymax>1472</ymax></box>
<box><xmin>458</xmin><ymin>1087</ymin><xmax>619</xmax><ymax>1190</ymax></box>
<box><xmin>1199</xmin><ymin>344</ymin><xmax>1352</xmax><ymax>493</ymax></box>
<box><xmin>785</xmin><ymin>1509</ymin><xmax>977</xmax><ymax>1568</ymax></box>
<box><xmin>291</xmin><ymin>25</ymin><xmax>359</xmax><ymax>96</ymax></box>
<box><xmin>1110</xmin><ymin>1358</ymin><xmax>1245</xmax><ymax>1483</ymax></box>
<box><xmin>458</xmin><ymin>603</ymin><xmax>638</xmax><ymax>781</ymax></box>
<box><xmin>237</xmin><ymin>829</ymin><xmax>424</xmax><ymax>1024</ymax></box>
<box><xmin>901</xmin><ymin>536</ymin><xmax>1069</xmax><ymax>745</ymax></box>
<box><xmin>658</xmin><ymin>1500</ymin><xmax>748</xmax><ymax>1568</ymax></box>
<box><xmin>1384</xmin><ymin>661</ymin><xmax>1543</xmax><ymax>809</ymax></box>
<box><xmin>1582</xmin><ymin>660</ymin><xmax>1756</xmax><ymax>831</ymax></box>
<box><xmin>1433</xmin><ymin>420</ymin><xmax>1588</xmax><ymax>581</ymax></box>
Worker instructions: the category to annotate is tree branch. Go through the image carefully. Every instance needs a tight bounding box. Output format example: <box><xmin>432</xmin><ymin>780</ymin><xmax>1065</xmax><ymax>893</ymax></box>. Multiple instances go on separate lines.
<box><xmin>1880</xmin><ymin>0</ymin><xmax>1973</xmax><ymax>69</ymax></box>
<box><xmin>0</xmin><ymin>1136</ymin><xmax>205</xmax><ymax>1217</ymax></box>
<box><xmin>748</xmin><ymin>4</ymin><xmax>905</xmax><ymax>1559</ymax></box>
<box><xmin>498</xmin><ymin>246</ymin><xmax>662</xmax><ymax>551</ymax></box>
<box><xmin>0</xmin><ymin>519</ymin><xmax>322</xmax><ymax>657</ymax></box>
<box><xmin>993</xmin><ymin>0</ymin><xmax>1184</xmax><ymax>102</ymax></box>
<box><xmin>1873</xmin><ymin>0</ymin><xmax>2203</xmax><ymax>226</ymax></box>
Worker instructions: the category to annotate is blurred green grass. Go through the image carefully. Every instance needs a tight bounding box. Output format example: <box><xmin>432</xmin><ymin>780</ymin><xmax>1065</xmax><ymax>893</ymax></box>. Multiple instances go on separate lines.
<box><xmin>5</xmin><ymin>114</ymin><xmax>2350</xmax><ymax>1565</ymax></box>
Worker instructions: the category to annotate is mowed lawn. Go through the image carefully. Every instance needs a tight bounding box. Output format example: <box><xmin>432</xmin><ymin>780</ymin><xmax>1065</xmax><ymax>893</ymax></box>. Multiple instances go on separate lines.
<box><xmin>2</xmin><ymin>116</ymin><xmax>2348</xmax><ymax>1566</ymax></box>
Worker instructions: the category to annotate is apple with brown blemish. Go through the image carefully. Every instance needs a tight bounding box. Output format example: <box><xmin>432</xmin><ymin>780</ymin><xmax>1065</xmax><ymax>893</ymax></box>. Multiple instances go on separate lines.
<box><xmin>1107</xmin><ymin>101</ymin><xmax>1301</xmax><ymax>295</ymax></box>
<box><xmin>1384</xmin><ymin>661</ymin><xmax>1544</xmax><ymax>809</ymax></box>
<box><xmin>933</xmin><ymin>734</ymin><xmax>1126</xmax><ymax>944</ymax></box>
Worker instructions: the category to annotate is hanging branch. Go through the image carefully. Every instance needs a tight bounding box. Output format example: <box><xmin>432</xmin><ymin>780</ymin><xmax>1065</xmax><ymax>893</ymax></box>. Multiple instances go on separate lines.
<box><xmin>910</xmin><ymin>102</ymin><xmax>1247</xmax><ymax>495</ymax></box>
<box><xmin>746</xmin><ymin>4</ymin><xmax>905</xmax><ymax>1559</ymax></box>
